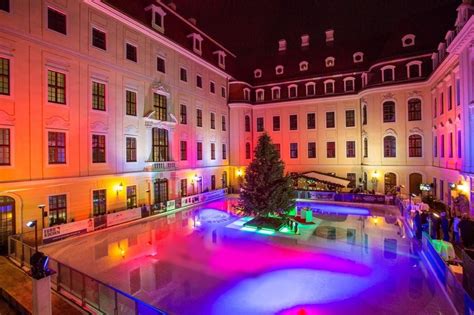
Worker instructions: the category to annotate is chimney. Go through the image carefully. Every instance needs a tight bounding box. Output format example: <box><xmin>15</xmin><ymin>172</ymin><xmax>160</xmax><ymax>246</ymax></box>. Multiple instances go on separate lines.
<box><xmin>188</xmin><ymin>17</ymin><xmax>197</xmax><ymax>26</ymax></box>
<box><xmin>325</xmin><ymin>29</ymin><xmax>334</xmax><ymax>45</ymax></box>
<box><xmin>301</xmin><ymin>34</ymin><xmax>309</xmax><ymax>47</ymax></box>
<box><xmin>278</xmin><ymin>39</ymin><xmax>287</xmax><ymax>51</ymax></box>
<box><xmin>168</xmin><ymin>2</ymin><xmax>177</xmax><ymax>11</ymax></box>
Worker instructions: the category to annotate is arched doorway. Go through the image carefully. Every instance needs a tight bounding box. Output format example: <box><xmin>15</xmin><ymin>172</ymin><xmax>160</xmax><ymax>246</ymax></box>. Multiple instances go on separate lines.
<box><xmin>0</xmin><ymin>196</ymin><xmax>15</xmax><ymax>255</ymax></box>
<box><xmin>384</xmin><ymin>173</ymin><xmax>397</xmax><ymax>194</ymax></box>
<box><xmin>409</xmin><ymin>173</ymin><xmax>423</xmax><ymax>195</ymax></box>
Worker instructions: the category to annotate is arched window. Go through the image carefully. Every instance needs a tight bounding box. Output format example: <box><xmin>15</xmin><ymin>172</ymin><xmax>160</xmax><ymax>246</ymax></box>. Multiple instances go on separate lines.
<box><xmin>254</xmin><ymin>69</ymin><xmax>262</xmax><ymax>78</ymax></box>
<box><xmin>384</xmin><ymin>136</ymin><xmax>396</xmax><ymax>157</ymax></box>
<box><xmin>362</xmin><ymin>104</ymin><xmax>367</xmax><ymax>125</ymax></box>
<box><xmin>288</xmin><ymin>84</ymin><xmax>298</xmax><ymax>98</ymax></box>
<box><xmin>299</xmin><ymin>61</ymin><xmax>309</xmax><ymax>71</ymax></box>
<box><xmin>324</xmin><ymin>80</ymin><xmax>335</xmax><ymax>94</ymax></box>
<box><xmin>256</xmin><ymin>89</ymin><xmax>265</xmax><ymax>102</ymax></box>
<box><xmin>383</xmin><ymin>101</ymin><xmax>396</xmax><ymax>123</ymax></box>
<box><xmin>244</xmin><ymin>115</ymin><xmax>251</xmax><ymax>132</ymax></box>
<box><xmin>325</xmin><ymin>57</ymin><xmax>335</xmax><ymax>67</ymax></box>
<box><xmin>381</xmin><ymin>65</ymin><xmax>395</xmax><ymax>82</ymax></box>
<box><xmin>271</xmin><ymin>87</ymin><xmax>281</xmax><ymax>100</ymax></box>
<box><xmin>384</xmin><ymin>173</ymin><xmax>397</xmax><ymax>194</ymax></box>
<box><xmin>275</xmin><ymin>65</ymin><xmax>284</xmax><ymax>75</ymax></box>
<box><xmin>353</xmin><ymin>52</ymin><xmax>364</xmax><ymax>63</ymax></box>
<box><xmin>363</xmin><ymin>137</ymin><xmax>368</xmax><ymax>158</ymax></box>
<box><xmin>407</xmin><ymin>61</ymin><xmax>422</xmax><ymax>78</ymax></box>
<box><xmin>408</xmin><ymin>98</ymin><xmax>422</xmax><ymax>121</ymax></box>
<box><xmin>409</xmin><ymin>173</ymin><xmax>422</xmax><ymax>195</ymax></box>
<box><xmin>408</xmin><ymin>135</ymin><xmax>422</xmax><ymax>157</ymax></box>
<box><xmin>245</xmin><ymin>142</ymin><xmax>251</xmax><ymax>159</ymax></box>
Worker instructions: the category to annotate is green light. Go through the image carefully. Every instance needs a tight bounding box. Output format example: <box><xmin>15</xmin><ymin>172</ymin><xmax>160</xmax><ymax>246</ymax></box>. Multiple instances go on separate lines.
<box><xmin>279</xmin><ymin>227</ymin><xmax>290</xmax><ymax>233</ymax></box>
<box><xmin>257</xmin><ymin>229</ymin><xmax>275</xmax><ymax>235</ymax></box>
<box><xmin>241</xmin><ymin>226</ymin><xmax>257</xmax><ymax>232</ymax></box>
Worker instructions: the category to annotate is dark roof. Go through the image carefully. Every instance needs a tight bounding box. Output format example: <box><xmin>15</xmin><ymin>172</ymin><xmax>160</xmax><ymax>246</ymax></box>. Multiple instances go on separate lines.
<box><xmin>170</xmin><ymin>0</ymin><xmax>460</xmax><ymax>83</ymax></box>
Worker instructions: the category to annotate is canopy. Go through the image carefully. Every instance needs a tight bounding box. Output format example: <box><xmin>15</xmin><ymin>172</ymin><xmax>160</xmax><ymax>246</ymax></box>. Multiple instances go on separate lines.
<box><xmin>293</xmin><ymin>171</ymin><xmax>351</xmax><ymax>188</ymax></box>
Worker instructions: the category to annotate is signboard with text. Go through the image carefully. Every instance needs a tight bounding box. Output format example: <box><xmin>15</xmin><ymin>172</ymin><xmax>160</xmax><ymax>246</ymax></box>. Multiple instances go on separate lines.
<box><xmin>43</xmin><ymin>219</ymin><xmax>94</xmax><ymax>244</ymax></box>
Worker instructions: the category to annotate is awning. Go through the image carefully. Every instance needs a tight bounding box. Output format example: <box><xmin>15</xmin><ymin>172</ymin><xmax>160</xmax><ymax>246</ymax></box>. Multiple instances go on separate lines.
<box><xmin>294</xmin><ymin>171</ymin><xmax>351</xmax><ymax>188</ymax></box>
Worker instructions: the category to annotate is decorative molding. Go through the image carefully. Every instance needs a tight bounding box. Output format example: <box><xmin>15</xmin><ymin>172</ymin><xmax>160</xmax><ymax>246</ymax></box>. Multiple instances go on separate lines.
<box><xmin>0</xmin><ymin>110</ymin><xmax>15</xmax><ymax>125</ymax></box>
<box><xmin>90</xmin><ymin>121</ymin><xmax>109</xmax><ymax>132</ymax></box>
<box><xmin>384</xmin><ymin>128</ymin><xmax>398</xmax><ymax>137</ymax></box>
<box><xmin>151</xmin><ymin>80</ymin><xmax>171</xmax><ymax>96</ymax></box>
<box><xmin>382</xmin><ymin>92</ymin><xmax>396</xmax><ymax>100</ymax></box>
<box><xmin>408</xmin><ymin>90</ymin><xmax>422</xmax><ymax>98</ymax></box>
<box><xmin>409</xmin><ymin>127</ymin><xmax>424</xmax><ymax>134</ymax></box>
<box><xmin>124</xmin><ymin>124</ymin><xmax>139</xmax><ymax>135</ymax></box>
<box><xmin>45</xmin><ymin>115</ymin><xmax>70</xmax><ymax>129</ymax></box>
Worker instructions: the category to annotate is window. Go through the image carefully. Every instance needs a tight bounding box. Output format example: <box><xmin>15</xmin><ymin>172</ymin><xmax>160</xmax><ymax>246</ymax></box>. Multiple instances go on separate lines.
<box><xmin>363</xmin><ymin>137</ymin><xmax>368</xmax><ymax>158</ymax></box>
<box><xmin>307</xmin><ymin>113</ymin><xmax>315</xmax><ymax>129</ymax></box>
<box><xmin>245</xmin><ymin>142</ymin><xmax>251</xmax><ymax>159</ymax></box>
<box><xmin>210</xmin><ymin>113</ymin><xmax>216</xmax><ymax>130</ymax></box>
<box><xmin>256</xmin><ymin>89</ymin><xmax>264</xmax><ymax>101</ymax></box>
<box><xmin>48</xmin><ymin>132</ymin><xmax>66</xmax><ymax>164</ymax></box>
<box><xmin>221</xmin><ymin>86</ymin><xmax>226</xmax><ymax>98</ymax></box>
<box><xmin>382</xmin><ymin>66</ymin><xmax>395</xmax><ymax>82</ymax></box>
<box><xmin>180</xmin><ymin>104</ymin><xmax>187</xmax><ymax>124</ymax></box>
<box><xmin>408</xmin><ymin>98</ymin><xmax>421</xmax><ymax>121</ymax></box>
<box><xmin>383</xmin><ymin>101</ymin><xmax>395</xmax><ymax>122</ymax></box>
<box><xmin>126</xmin><ymin>137</ymin><xmax>137</xmax><ymax>162</ymax></box>
<box><xmin>0</xmin><ymin>0</ymin><xmax>10</xmax><ymax>12</ymax></box>
<box><xmin>346</xmin><ymin>141</ymin><xmax>356</xmax><ymax>158</ymax></box>
<box><xmin>196</xmin><ymin>75</ymin><xmax>202</xmax><ymax>88</ymax></box>
<box><xmin>222</xmin><ymin>116</ymin><xmax>226</xmax><ymax>131</ymax></box>
<box><xmin>344</xmin><ymin>78</ymin><xmax>355</xmax><ymax>92</ymax></box>
<box><xmin>126</xmin><ymin>90</ymin><xmax>137</xmax><ymax>116</ymax></box>
<box><xmin>440</xmin><ymin>93</ymin><xmax>444</xmax><ymax>114</ymax></box>
<box><xmin>362</xmin><ymin>105</ymin><xmax>367</xmax><ymax>125</ymax></box>
<box><xmin>384</xmin><ymin>136</ymin><xmax>396</xmax><ymax>158</ymax></box>
<box><xmin>256</xmin><ymin>117</ymin><xmax>264</xmax><ymax>132</ymax></box>
<box><xmin>306</xmin><ymin>83</ymin><xmax>315</xmax><ymax>96</ymax></box>
<box><xmin>245</xmin><ymin>115</ymin><xmax>251</xmax><ymax>132</ymax></box>
<box><xmin>126</xmin><ymin>186</ymin><xmax>137</xmax><ymax>209</ymax></box>
<box><xmin>180</xmin><ymin>68</ymin><xmax>187</xmax><ymax>82</ymax></box>
<box><xmin>273</xmin><ymin>116</ymin><xmax>280</xmax><ymax>131</ymax></box>
<box><xmin>210</xmin><ymin>81</ymin><xmax>215</xmax><ymax>94</ymax></box>
<box><xmin>211</xmin><ymin>175</ymin><xmax>216</xmax><ymax>190</ymax></box>
<box><xmin>347</xmin><ymin>173</ymin><xmax>356</xmax><ymax>188</ymax></box>
<box><xmin>151</xmin><ymin>128</ymin><xmax>169</xmax><ymax>161</ymax></box>
<box><xmin>48</xmin><ymin>8</ymin><xmax>66</xmax><ymax>35</ymax></box>
<box><xmin>272</xmin><ymin>87</ymin><xmax>280</xmax><ymax>100</ymax></box>
<box><xmin>289</xmin><ymin>115</ymin><xmax>298</xmax><ymax>130</ymax></box>
<box><xmin>274</xmin><ymin>144</ymin><xmax>281</xmax><ymax>157</ymax></box>
<box><xmin>353</xmin><ymin>52</ymin><xmax>364</xmax><ymax>63</ymax></box>
<box><xmin>458</xmin><ymin>130</ymin><xmax>462</xmax><ymax>158</ymax></box>
<box><xmin>92</xmin><ymin>28</ymin><xmax>106</xmax><ymax>50</ymax></box>
<box><xmin>180</xmin><ymin>179</ymin><xmax>187</xmax><ymax>197</ymax></box>
<box><xmin>197</xmin><ymin>142</ymin><xmax>203</xmax><ymax>160</ymax></box>
<box><xmin>449</xmin><ymin>132</ymin><xmax>453</xmax><ymax>158</ymax></box>
<box><xmin>254</xmin><ymin>69</ymin><xmax>262</xmax><ymax>78</ymax></box>
<box><xmin>196</xmin><ymin>109</ymin><xmax>202</xmax><ymax>127</ymax></box>
<box><xmin>92</xmin><ymin>134</ymin><xmax>106</xmax><ymax>163</ymax></box>
<box><xmin>448</xmin><ymin>86</ymin><xmax>453</xmax><ymax>110</ymax></box>
<box><xmin>189</xmin><ymin>33</ymin><xmax>203</xmax><ymax>55</ymax></box>
<box><xmin>288</xmin><ymin>85</ymin><xmax>297</xmax><ymax>98</ymax></box>
<box><xmin>325</xmin><ymin>57</ymin><xmax>335</xmax><ymax>67</ymax></box>
<box><xmin>276</xmin><ymin>65</ymin><xmax>284</xmax><ymax>75</ymax></box>
<box><xmin>126</xmin><ymin>43</ymin><xmax>137</xmax><ymax>62</ymax></box>
<box><xmin>92</xmin><ymin>81</ymin><xmax>106</xmax><ymax>110</ymax></box>
<box><xmin>153</xmin><ymin>93</ymin><xmax>167</xmax><ymax>121</ymax></box>
<box><xmin>222</xmin><ymin>144</ymin><xmax>227</xmax><ymax>160</ymax></box>
<box><xmin>326</xmin><ymin>112</ymin><xmax>335</xmax><ymax>128</ymax></box>
<box><xmin>408</xmin><ymin>135</ymin><xmax>422</xmax><ymax>157</ymax></box>
<box><xmin>180</xmin><ymin>141</ymin><xmax>187</xmax><ymax>160</ymax></box>
<box><xmin>345</xmin><ymin>110</ymin><xmax>355</xmax><ymax>127</ymax></box>
<box><xmin>300</xmin><ymin>61</ymin><xmax>309</xmax><ymax>71</ymax></box>
<box><xmin>456</xmin><ymin>79</ymin><xmax>461</xmax><ymax>106</ymax></box>
<box><xmin>441</xmin><ymin>134</ymin><xmax>445</xmax><ymax>158</ymax></box>
<box><xmin>211</xmin><ymin>143</ymin><xmax>216</xmax><ymax>160</ymax></box>
<box><xmin>49</xmin><ymin>195</ymin><xmax>67</xmax><ymax>225</ymax></box>
<box><xmin>0</xmin><ymin>58</ymin><xmax>10</xmax><ymax>95</ymax></box>
<box><xmin>48</xmin><ymin>70</ymin><xmax>66</xmax><ymax>104</ymax></box>
<box><xmin>308</xmin><ymin>142</ymin><xmax>316</xmax><ymax>158</ymax></box>
<box><xmin>152</xmin><ymin>8</ymin><xmax>165</xmax><ymax>30</ymax></box>
<box><xmin>0</xmin><ymin>128</ymin><xmax>10</xmax><ymax>165</ymax></box>
<box><xmin>290</xmin><ymin>143</ymin><xmax>298</xmax><ymax>158</ymax></box>
<box><xmin>157</xmin><ymin>57</ymin><xmax>165</xmax><ymax>73</ymax></box>
<box><xmin>402</xmin><ymin>34</ymin><xmax>415</xmax><ymax>47</ymax></box>
<box><xmin>324</xmin><ymin>80</ymin><xmax>334</xmax><ymax>94</ymax></box>
<box><xmin>215</xmin><ymin>50</ymin><xmax>226</xmax><ymax>69</ymax></box>
<box><xmin>244</xmin><ymin>88</ymin><xmax>250</xmax><ymax>101</ymax></box>
<box><xmin>327</xmin><ymin>142</ymin><xmax>336</xmax><ymax>158</ymax></box>
<box><xmin>92</xmin><ymin>189</ymin><xmax>106</xmax><ymax>216</ymax></box>
<box><xmin>407</xmin><ymin>62</ymin><xmax>421</xmax><ymax>78</ymax></box>
<box><xmin>434</xmin><ymin>135</ymin><xmax>438</xmax><ymax>157</ymax></box>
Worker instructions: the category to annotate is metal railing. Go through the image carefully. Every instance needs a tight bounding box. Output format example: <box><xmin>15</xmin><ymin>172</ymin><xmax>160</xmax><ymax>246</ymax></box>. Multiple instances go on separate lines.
<box><xmin>144</xmin><ymin>161</ymin><xmax>176</xmax><ymax>172</ymax></box>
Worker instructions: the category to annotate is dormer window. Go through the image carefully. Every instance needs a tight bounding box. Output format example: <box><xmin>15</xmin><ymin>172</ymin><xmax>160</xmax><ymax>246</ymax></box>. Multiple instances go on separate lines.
<box><xmin>301</xmin><ymin>34</ymin><xmax>309</xmax><ymax>47</ymax></box>
<box><xmin>353</xmin><ymin>52</ymin><xmax>364</xmax><ymax>63</ymax></box>
<box><xmin>147</xmin><ymin>5</ymin><xmax>166</xmax><ymax>33</ymax></box>
<box><xmin>278</xmin><ymin>39</ymin><xmax>287</xmax><ymax>52</ymax></box>
<box><xmin>402</xmin><ymin>34</ymin><xmax>415</xmax><ymax>47</ymax></box>
<box><xmin>275</xmin><ymin>65</ymin><xmax>284</xmax><ymax>75</ymax></box>
<box><xmin>381</xmin><ymin>65</ymin><xmax>395</xmax><ymax>82</ymax></box>
<box><xmin>254</xmin><ymin>69</ymin><xmax>262</xmax><ymax>79</ymax></box>
<box><xmin>325</xmin><ymin>57</ymin><xmax>335</xmax><ymax>67</ymax></box>
<box><xmin>243</xmin><ymin>88</ymin><xmax>250</xmax><ymax>101</ymax></box>
<box><xmin>306</xmin><ymin>82</ymin><xmax>316</xmax><ymax>96</ymax></box>
<box><xmin>213</xmin><ymin>50</ymin><xmax>226</xmax><ymax>69</ymax></box>
<box><xmin>187</xmin><ymin>33</ymin><xmax>203</xmax><ymax>55</ymax></box>
<box><xmin>256</xmin><ymin>89</ymin><xmax>265</xmax><ymax>102</ymax></box>
<box><xmin>288</xmin><ymin>84</ymin><xmax>298</xmax><ymax>98</ymax></box>
<box><xmin>406</xmin><ymin>60</ymin><xmax>422</xmax><ymax>78</ymax></box>
<box><xmin>344</xmin><ymin>77</ymin><xmax>355</xmax><ymax>92</ymax></box>
<box><xmin>299</xmin><ymin>61</ymin><xmax>309</xmax><ymax>71</ymax></box>
<box><xmin>271</xmin><ymin>87</ymin><xmax>281</xmax><ymax>100</ymax></box>
<box><xmin>324</xmin><ymin>80</ymin><xmax>335</xmax><ymax>94</ymax></box>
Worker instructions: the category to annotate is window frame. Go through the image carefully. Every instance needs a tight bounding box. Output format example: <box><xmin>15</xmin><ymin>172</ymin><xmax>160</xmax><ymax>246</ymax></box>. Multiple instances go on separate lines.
<box><xmin>324</xmin><ymin>80</ymin><xmax>335</xmax><ymax>94</ymax></box>
<box><xmin>91</xmin><ymin>27</ymin><xmax>107</xmax><ymax>51</ymax></box>
<box><xmin>0</xmin><ymin>128</ymin><xmax>10</xmax><ymax>166</ymax></box>
<box><xmin>49</xmin><ymin>194</ymin><xmax>67</xmax><ymax>225</ymax></box>
<box><xmin>126</xmin><ymin>137</ymin><xmax>137</xmax><ymax>162</ymax></box>
<box><xmin>345</xmin><ymin>109</ymin><xmax>356</xmax><ymax>128</ymax></box>
<box><xmin>47</xmin><ymin>7</ymin><xmax>67</xmax><ymax>35</ymax></box>
<box><xmin>383</xmin><ymin>100</ymin><xmax>396</xmax><ymax>123</ymax></box>
<box><xmin>383</xmin><ymin>135</ymin><xmax>396</xmax><ymax>158</ymax></box>
<box><xmin>125</xmin><ymin>89</ymin><xmax>137</xmax><ymax>116</ymax></box>
<box><xmin>326</xmin><ymin>141</ymin><xmax>336</xmax><ymax>158</ymax></box>
<box><xmin>92</xmin><ymin>134</ymin><xmax>106</xmax><ymax>163</ymax></box>
<box><xmin>407</xmin><ymin>98</ymin><xmax>422</xmax><ymax>121</ymax></box>
<box><xmin>48</xmin><ymin>70</ymin><xmax>66</xmax><ymax>105</ymax></box>
<box><xmin>381</xmin><ymin>65</ymin><xmax>395</xmax><ymax>82</ymax></box>
<box><xmin>125</xmin><ymin>42</ymin><xmax>138</xmax><ymax>63</ymax></box>
<box><xmin>325</xmin><ymin>111</ymin><xmax>335</xmax><ymax>129</ymax></box>
<box><xmin>343</xmin><ymin>77</ymin><xmax>355</xmax><ymax>92</ymax></box>
<box><xmin>346</xmin><ymin>140</ymin><xmax>356</xmax><ymax>158</ymax></box>
<box><xmin>48</xmin><ymin>131</ymin><xmax>66</xmax><ymax>164</ymax></box>
<box><xmin>408</xmin><ymin>134</ymin><xmax>423</xmax><ymax>158</ymax></box>
<box><xmin>0</xmin><ymin>57</ymin><xmax>10</xmax><ymax>96</ymax></box>
<box><xmin>92</xmin><ymin>81</ymin><xmax>106</xmax><ymax>111</ymax></box>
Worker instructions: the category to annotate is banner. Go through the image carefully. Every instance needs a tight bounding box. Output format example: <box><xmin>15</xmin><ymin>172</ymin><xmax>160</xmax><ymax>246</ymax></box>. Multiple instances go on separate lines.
<box><xmin>106</xmin><ymin>208</ymin><xmax>142</xmax><ymax>227</ymax></box>
<box><xmin>43</xmin><ymin>219</ymin><xmax>94</xmax><ymax>244</ymax></box>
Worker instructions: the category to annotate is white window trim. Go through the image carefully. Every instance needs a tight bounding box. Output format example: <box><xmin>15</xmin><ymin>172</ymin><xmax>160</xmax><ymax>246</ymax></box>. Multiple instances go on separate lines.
<box><xmin>45</xmin><ymin>129</ymin><xmax>69</xmax><ymax>167</ymax></box>
<box><xmin>209</xmin><ymin>80</ymin><xmax>216</xmax><ymax>94</ymax></box>
<box><xmin>345</xmin><ymin>140</ymin><xmax>357</xmax><ymax>158</ymax></box>
<box><xmin>156</xmin><ymin>55</ymin><xmax>166</xmax><ymax>74</ymax></box>
<box><xmin>406</xmin><ymin>60</ymin><xmax>422</xmax><ymax>78</ymax></box>
<box><xmin>299</xmin><ymin>61</ymin><xmax>309</xmax><ymax>71</ymax></box>
<box><xmin>407</xmin><ymin>96</ymin><xmax>423</xmax><ymax>121</ymax></box>
<box><xmin>125</xmin><ymin>41</ymin><xmax>138</xmax><ymax>63</ymax></box>
<box><xmin>382</xmin><ymin>132</ymin><xmax>398</xmax><ymax>158</ymax></box>
<box><xmin>325</xmin><ymin>111</ymin><xmax>336</xmax><ymax>129</ymax></box>
<box><xmin>179</xmin><ymin>66</ymin><xmax>188</xmax><ymax>83</ymax></box>
<box><xmin>90</xmin><ymin>26</ymin><xmax>107</xmax><ymax>51</ymax></box>
<box><xmin>402</xmin><ymin>34</ymin><xmax>415</xmax><ymax>47</ymax></box>
<box><xmin>187</xmin><ymin>33</ymin><xmax>203</xmax><ymax>55</ymax></box>
<box><xmin>124</xmin><ymin>136</ymin><xmax>138</xmax><ymax>164</ymax></box>
<box><xmin>353</xmin><ymin>52</ymin><xmax>364</xmax><ymax>63</ymax></box>
<box><xmin>254</xmin><ymin>69</ymin><xmax>262</xmax><ymax>78</ymax></box>
<box><xmin>275</xmin><ymin>65</ymin><xmax>284</xmax><ymax>75</ymax></box>
<box><xmin>288</xmin><ymin>84</ymin><xmax>298</xmax><ymax>99</ymax></box>
<box><xmin>271</xmin><ymin>86</ymin><xmax>281</xmax><ymax>100</ymax></box>
<box><xmin>407</xmin><ymin>133</ymin><xmax>424</xmax><ymax>159</ymax></box>
<box><xmin>305</xmin><ymin>82</ymin><xmax>316</xmax><ymax>96</ymax></box>
<box><xmin>46</xmin><ymin>65</ymin><xmax>69</xmax><ymax>106</ymax></box>
<box><xmin>213</xmin><ymin>50</ymin><xmax>226</xmax><ymax>69</ymax></box>
<box><xmin>345</xmin><ymin>109</ymin><xmax>356</xmax><ymax>128</ymax></box>
<box><xmin>243</xmin><ymin>88</ymin><xmax>250</xmax><ymax>101</ymax></box>
<box><xmin>90</xmin><ymin>78</ymin><xmax>108</xmax><ymax>112</ymax></box>
<box><xmin>256</xmin><ymin>88</ymin><xmax>265</xmax><ymax>102</ymax></box>
<box><xmin>381</xmin><ymin>65</ymin><xmax>395</xmax><ymax>82</ymax></box>
<box><xmin>326</xmin><ymin>141</ymin><xmax>336</xmax><ymax>158</ymax></box>
<box><xmin>324</xmin><ymin>79</ymin><xmax>335</xmax><ymax>94</ymax></box>
<box><xmin>361</xmin><ymin>73</ymin><xmax>368</xmax><ymax>87</ymax></box>
<box><xmin>343</xmin><ymin>77</ymin><xmax>355</xmax><ymax>92</ymax></box>
<box><xmin>147</xmin><ymin>5</ymin><xmax>166</xmax><ymax>33</ymax></box>
<box><xmin>325</xmin><ymin>57</ymin><xmax>335</xmax><ymax>67</ymax></box>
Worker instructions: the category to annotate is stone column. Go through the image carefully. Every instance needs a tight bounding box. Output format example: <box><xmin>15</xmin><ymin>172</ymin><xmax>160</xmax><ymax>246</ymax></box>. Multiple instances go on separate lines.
<box><xmin>32</xmin><ymin>276</ymin><xmax>52</xmax><ymax>315</ymax></box>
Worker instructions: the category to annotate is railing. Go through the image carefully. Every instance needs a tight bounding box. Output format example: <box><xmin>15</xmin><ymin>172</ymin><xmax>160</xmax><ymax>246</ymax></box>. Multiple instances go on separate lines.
<box><xmin>144</xmin><ymin>161</ymin><xmax>176</xmax><ymax>172</ymax></box>
<box><xmin>295</xmin><ymin>190</ymin><xmax>387</xmax><ymax>204</ymax></box>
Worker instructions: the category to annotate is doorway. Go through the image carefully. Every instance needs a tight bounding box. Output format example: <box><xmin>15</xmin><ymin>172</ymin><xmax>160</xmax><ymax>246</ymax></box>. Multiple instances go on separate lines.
<box><xmin>0</xmin><ymin>196</ymin><xmax>15</xmax><ymax>255</ymax></box>
<box><xmin>154</xmin><ymin>179</ymin><xmax>169</xmax><ymax>206</ymax></box>
<box><xmin>409</xmin><ymin>173</ymin><xmax>422</xmax><ymax>196</ymax></box>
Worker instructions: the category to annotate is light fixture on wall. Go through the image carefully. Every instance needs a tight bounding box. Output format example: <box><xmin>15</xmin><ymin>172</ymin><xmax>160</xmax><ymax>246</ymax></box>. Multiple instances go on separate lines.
<box><xmin>115</xmin><ymin>182</ymin><xmax>124</xmax><ymax>195</ymax></box>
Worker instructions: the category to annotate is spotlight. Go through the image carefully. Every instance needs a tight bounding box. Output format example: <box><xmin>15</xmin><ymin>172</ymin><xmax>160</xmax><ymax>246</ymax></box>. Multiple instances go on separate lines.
<box><xmin>26</xmin><ymin>220</ymin><xmax>37</xmax><ymax>228</ymax></box>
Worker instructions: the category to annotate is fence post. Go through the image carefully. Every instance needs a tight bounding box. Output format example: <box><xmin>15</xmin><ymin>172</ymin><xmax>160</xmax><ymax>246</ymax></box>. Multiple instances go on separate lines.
<box><xmin>114</xmin><ymin>291</ymin><xmax>118</xmax><ymax>315</ymax></box>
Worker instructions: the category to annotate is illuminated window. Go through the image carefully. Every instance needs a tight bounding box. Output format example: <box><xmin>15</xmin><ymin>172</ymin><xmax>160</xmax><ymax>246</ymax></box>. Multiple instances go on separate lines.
<box><xmin>49</xmin><ymin>194</ymin><xmax>67</xmax><ymax>225</ymax></box>
<box><xmin>48</xmin><ymin>70</ymin><xmax>66</xmax><ymax>104</ymax></box>
<box><xmin>92</xmin><ymin>189</ymin><xmax>106</xmax><ymax>216</ymax></box>
<box><xmin>92</xmin><ymin>81</ymin><xmax>105</xmax><ymax>110</ymax></box>
<box><xmin>126</xmin><ymin>137</ymin><xmax>137</xmax><ymax>162</ymax></box>
<box><xmin>0</xmin><ymin>58</ymin><xmax>10</xmax><ymax>95</ymax></box>
<box><xmin>180</xmin><ymin>179</ymin><xmax>187</xmax><ymax>197</ymax></box>
<box><xmin>151</xmin><ymin>128</ymin><xmax>169</xmax><ymax>162</ymax></box>
<box><xmin>125</xmin><ymin>90</ymin><xmax>137</xmax><ymax>116</ymax></box>
<box><xmin>48</xmin><ymin>131</ymin><xmax>66</xmax><ymax>164</ymax></box>
<box><xmin>153</xmin><ymin>93</ymin><xmax>167</xmax><ymax>121</ymax></box>
<box><xmin>92</xmin><ymin>134</ymin><xmax>106</xmax><ymax>163</ymax></box>
<box><xmin>408</xmin><ymin>135</ymin><xmax>422</xmax><ymax>157</ymax></box>
<box><xmin>126</xmin><ymin>186</ymin><xmax>137</xmax><ymax>209</ymax></box>
<box><xmin>0</xmin><ymin>128</ymin><xmax>10</xmax><ymax>165</ymax></box>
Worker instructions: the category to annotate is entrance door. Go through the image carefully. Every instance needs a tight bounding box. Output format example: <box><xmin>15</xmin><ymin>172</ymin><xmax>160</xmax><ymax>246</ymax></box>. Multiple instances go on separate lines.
<box><xmin>154</xmin><ymin>179</ymin><xmax>169</xmax><ymax>205</ymax></box>
<box><xmin>0</xmin><ymin>196</ymin><xmax>15</xmax><ymax>255</ymax></box>
<box><xmin>211</xmin><ymin>175</ymin><xmax>216</xmax><ymax>190</ymax></box>
<box><xmin>409</xmin><ymin>173</ymin><xmax>422</xmax><ymax>196</ymax></box>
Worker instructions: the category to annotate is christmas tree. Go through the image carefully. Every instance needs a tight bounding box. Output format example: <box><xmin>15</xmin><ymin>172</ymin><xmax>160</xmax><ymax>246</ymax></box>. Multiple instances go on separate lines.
<box><xmin>240</xmin><ymin>133</ymin><xmax>294</xmax><ymax>217</ymax></box>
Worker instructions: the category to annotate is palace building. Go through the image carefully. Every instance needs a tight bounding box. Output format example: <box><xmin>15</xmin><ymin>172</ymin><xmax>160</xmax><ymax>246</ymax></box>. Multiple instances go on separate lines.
<box><xmin>0</xmin><ymin>0</ymin><xmax>474</xmax><ymax>250</ymax></box>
